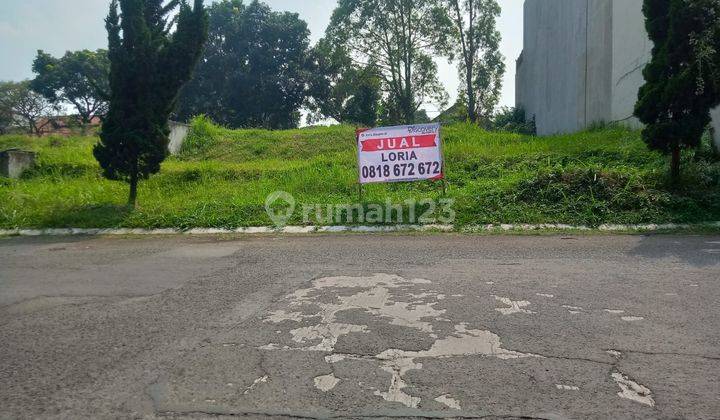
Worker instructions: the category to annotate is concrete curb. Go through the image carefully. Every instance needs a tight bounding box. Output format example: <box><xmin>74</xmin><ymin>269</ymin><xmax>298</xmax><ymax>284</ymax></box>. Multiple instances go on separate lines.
<box><xmin>462</xmin><ymin>222</ymin><xmax>720</xmax><ymax>232</ymax></box>
<box><xmin>1</xmin><ymin>222</ymin><xmax>719</xmax><ymax>237</ymax></box>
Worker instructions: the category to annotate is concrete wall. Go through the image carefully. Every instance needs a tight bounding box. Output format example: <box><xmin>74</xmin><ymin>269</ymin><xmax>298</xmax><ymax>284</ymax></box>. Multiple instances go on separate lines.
<box><xmin>586</xmin><ymin>0</ymin><xmax>613</xmax><ymax>127</ymax></box>
<box><xmin>0</xmin><ymin>150</ymin><xmax>36</xmax><ymax>179</ymax></box>
<box><xmin>712</xmin><ymin>108</ymin><xmax>720</xmax><ymax>151</ymax></box>
<box><xmin>168</xmin><ymin>121</ymin><xmax>190</xmax><ymax>155</ymax></box>
<box><xmin>516</xmin><ymin>0</ymin><xmax>612</xmax><ymax>135</ymax></box>
<box><xmin>517</xmin><ymin>0</ymin><xmax>720</xmax><ymax>137</ymax></box>
<box><xmin>610</xmin><ymin>0</ymin><xmax>652</xmax><ymax>126</ymax></box>
<box><xmin>516</xmin><ymin>0</ymin><xmax>588</xmax><ymax>135</ymax></box>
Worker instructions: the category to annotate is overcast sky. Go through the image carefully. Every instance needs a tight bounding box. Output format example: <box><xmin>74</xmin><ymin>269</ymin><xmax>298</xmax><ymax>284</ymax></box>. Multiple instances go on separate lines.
<box><xmin>0</xmin><ymin>0</ymin><xmax>524</xmax><ymax>115</ymax></box>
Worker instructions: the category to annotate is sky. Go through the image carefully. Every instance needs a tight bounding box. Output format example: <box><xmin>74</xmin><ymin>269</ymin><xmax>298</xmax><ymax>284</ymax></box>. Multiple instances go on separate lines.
<box><xmin>0</xmin><ymin>0</ymin><xmax>524</xmax><ymax>115</ymax></box>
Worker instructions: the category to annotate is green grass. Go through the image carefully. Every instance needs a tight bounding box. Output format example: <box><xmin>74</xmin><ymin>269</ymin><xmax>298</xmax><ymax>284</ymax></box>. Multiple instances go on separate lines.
<box><xmin>1</xmin><ymin>117</ymin><xmax>719</xmax><ymax>229</ymax></box>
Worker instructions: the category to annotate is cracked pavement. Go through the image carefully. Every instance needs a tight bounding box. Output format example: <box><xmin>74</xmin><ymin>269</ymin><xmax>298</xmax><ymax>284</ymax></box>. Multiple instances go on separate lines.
<box><xmin>1</xmin><ymin>234</ymin><xmax>719</xmax><ymax>419</ymax></box>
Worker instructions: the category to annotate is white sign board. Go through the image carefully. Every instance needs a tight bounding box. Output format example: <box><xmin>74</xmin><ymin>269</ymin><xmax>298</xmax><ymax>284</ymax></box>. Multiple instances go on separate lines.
<box><xmin>357</xmin><ymin>123</ymin><xmax>444</xmax><ymax>184</ymax></box>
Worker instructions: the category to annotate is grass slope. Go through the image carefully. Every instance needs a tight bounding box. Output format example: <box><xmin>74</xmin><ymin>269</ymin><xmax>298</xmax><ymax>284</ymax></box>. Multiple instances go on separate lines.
<box><xmin>1</xmin><ymin>118</ymin><xmax>719</xmax><ymax>229</ymax></box>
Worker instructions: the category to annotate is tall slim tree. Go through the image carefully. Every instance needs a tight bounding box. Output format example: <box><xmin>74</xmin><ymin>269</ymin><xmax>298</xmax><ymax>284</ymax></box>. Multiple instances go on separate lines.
<box><xmin>31</xmin><ymin>49</ymin><xmax>110</xmax><ymax>125</ymax></box>
<box><xmin>327</xmin><ymin>0</ymin><xmax>452</xmax><ymax>125</ymax></box>
<box><xmin>446</xmin><ymin>0</ymin><xmax>505</xmax><ymax>125</ymax></box>
<box><xmin>94</xmin><ymin>0</ymin><xmax>207</xmax><ymax>207</ymax></box>
<box><xmin>635</xmin><ymin>0</ymin><xmax>720</xmax><ymax>179</ymax></box>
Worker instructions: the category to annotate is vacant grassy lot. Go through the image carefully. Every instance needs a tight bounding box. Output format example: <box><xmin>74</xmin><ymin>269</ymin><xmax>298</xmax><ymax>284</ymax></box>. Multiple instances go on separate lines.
<box><xmin>1</xmin><ymin>118</ymin><xmax>719</xmax><ymax>229</ymax></box>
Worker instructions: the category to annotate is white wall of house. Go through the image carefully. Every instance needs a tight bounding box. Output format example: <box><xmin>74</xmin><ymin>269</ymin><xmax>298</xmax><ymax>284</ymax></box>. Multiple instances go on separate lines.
<box><xmin>712</xmin><ymin>108</ymin><xmax>720</xmax><ymax>150</ymax></box>
<box><xmin>610</xmin><ymin>0</ymin><xmax>652</xmax><ymax>127</ymax></box>
<box><xmin>515</xmin><ymin>0</ymin><xmax>591</xmax><ymax>135</ymax></box>
<box><xmin>517</xmin><ymin>0</ymin><xmax>720</xmax><ymax>144</ymax></box>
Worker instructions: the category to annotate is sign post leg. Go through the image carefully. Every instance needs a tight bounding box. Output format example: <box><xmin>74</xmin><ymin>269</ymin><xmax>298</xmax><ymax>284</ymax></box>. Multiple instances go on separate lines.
<box><xmin>358</xmin><ymin>183</ymin><xmax>363</xmax><ymax>202</ymax></box>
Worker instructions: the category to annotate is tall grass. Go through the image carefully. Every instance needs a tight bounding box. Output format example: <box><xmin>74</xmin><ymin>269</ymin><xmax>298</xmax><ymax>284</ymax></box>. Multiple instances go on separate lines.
<box><xmin>0</xmin><ymin>119</ymin><xmax>718</xmax><ymax>229</ymax></box>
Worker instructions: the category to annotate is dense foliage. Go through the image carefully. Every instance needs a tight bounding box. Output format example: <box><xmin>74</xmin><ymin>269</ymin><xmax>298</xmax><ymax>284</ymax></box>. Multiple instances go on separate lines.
<box><xmin>31</xmin><ymin>49</ymin><xmax>110</xmax><ymax>125</ymax></box>
<box><xmin>306</xmin><ymin>38</ymin><xmax>382</xmax><ymax>127</ymax></box>
<box><xmin>445</xmin><ymin>0</ymin><xmax>505</xmax><ymax>125</ymax></box>
<box><xmin>327</xmin><ymin>0</ymin><xmax>453</xmax><ymax>125</ymax></box>
<box><xmin>0</xmin><ymin>81</ymin><xmax>58</xmax><ymax>136</ymax></box>
<box><xmin>492</xmin><ymin>107</ymin><xmax>536</xmax><ymax>135</ymax></box>
<box><xmin>95</xmin><ymin>0</ymin><xmax>207</xmax><ymax>206</ymax></box>
<box><xmin>176</xmin><ymin>0</ymin><xmax>312</xmax><ymax>129</ymax></box>
<box><xmin>635</xmin><ymin>0</ymin><xmax>720</xmax><ymax>178</ymax></box>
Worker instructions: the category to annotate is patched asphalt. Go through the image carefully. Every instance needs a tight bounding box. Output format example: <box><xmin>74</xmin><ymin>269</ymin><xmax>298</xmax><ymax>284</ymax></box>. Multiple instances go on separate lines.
<box><xmin>1</xmin><ymin>234</ymin><xmax>719</xmax><ymax>419</ymax></box>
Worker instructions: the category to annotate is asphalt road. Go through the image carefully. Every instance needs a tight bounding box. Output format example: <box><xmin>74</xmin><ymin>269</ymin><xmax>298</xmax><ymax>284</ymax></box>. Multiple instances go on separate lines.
<box><xmin>1</xmin><ymin>234</ymin><xmax>719</xmax><ymax>419</ymax></box>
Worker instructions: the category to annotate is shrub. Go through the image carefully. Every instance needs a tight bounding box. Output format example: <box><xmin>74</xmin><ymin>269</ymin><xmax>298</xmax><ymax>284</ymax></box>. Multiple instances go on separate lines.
<box><xmin>492</xmin><ymin>107</ymin><xmax>536</xmax><ymax>135</ymax></box>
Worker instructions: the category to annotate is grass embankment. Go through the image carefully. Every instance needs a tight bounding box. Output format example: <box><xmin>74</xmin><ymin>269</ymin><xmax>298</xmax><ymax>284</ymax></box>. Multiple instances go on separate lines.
<box><xmin>1</xmin><ymin>117</ymin><xmax>719</xmax><ymax>229</ymax></box>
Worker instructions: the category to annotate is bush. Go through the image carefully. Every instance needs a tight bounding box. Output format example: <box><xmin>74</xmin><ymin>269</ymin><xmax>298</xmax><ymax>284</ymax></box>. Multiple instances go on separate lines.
<box><xmin>492</xmin><ymin>107</ymin><xmax>536</xmax><ymax>135</ymax></box>
<box><xmin>179</xmin><ymin>115</ymin><xmax>221</xmax><ymax>156</ymax></box>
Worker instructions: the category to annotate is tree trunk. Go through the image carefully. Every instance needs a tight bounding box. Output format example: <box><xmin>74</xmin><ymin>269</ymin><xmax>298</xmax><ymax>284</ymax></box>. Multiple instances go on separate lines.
<box><xmin>670</xmin><ymin>145</ymin><xmax>681</xmax><ymax>180</ymax></box>
<box><xmin>466</xmin><ymin>69</ymin><xmax>476</xmax><ymax>123</ymax></box>
<box><xmin>128</xmin><ymin>161</ymin><xmax>139</xmax><ymax>208</ymax></box>
<box><xmin>405</xmin><ymin>103</ymin><xmax>414</xmax><ymax>125</ymax></box>
<box><xmin>28</xmin><ymin>119</ymin><xmax>39</xmax><ymax>137</ymax></box>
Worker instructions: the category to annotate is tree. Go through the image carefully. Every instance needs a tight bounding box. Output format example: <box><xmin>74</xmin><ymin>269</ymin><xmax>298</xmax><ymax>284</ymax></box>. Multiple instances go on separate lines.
<box><xmin>306</xmin><ymin>38</ymin><xmax>382</xmax><ymax>126</ymax></box>
<box><xmin>94</xmin><ymin>0</ymin><xmax>207</xmax><ymax>207</ymax></box>
<box><xmin>0</xmin><ymin>81</ymin><xmax>58</xmax><ymax>136</ymax></box>
<box><xmin>635</xmin><ymin>0</ymin><xmax>720</xmax><ymax>179</ymax></box>
<box><xmin>31</xmin><ymin>49</ymin><xmax>110</xmax><ymax>125</ymax></box>
<box><xmin>327</xmin><ymin>0</ymin><xmax>452</xmax><ymax>125</ymax></box>
<box><xmin>0</xmin><ymin>98</ymin><xmax>13</xmax><ymax>134</ymax></box>
<box><xmin>176</xmin><ymin>0</ymin><xmax>312</xmax><ymax>129</ymax></box>
<box><xmin>446</xmin><ymin>0</ymin><xmax>504</xmax><ymax>125</ymax></box>
<box><xmin>688</xmin><ymin>0</ymin><xmax>720</xmax><ymax>95</ymax></box>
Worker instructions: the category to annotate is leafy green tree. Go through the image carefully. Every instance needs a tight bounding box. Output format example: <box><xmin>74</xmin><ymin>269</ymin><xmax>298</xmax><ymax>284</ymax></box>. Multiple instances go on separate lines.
<box><xmin>0</xmin><ymin>97</ymin><xmax>14</xmax><ymax>134</ymax></box>
<box><xmin>31</xmin><ymin>49</ymin><xmax>110</xmax><ymax>125</ymax></box>
<box><xmin>0</xmin><ymin>81</ymin><xmax>58</xmax><ymax>136</ymax></box>
<box><xmin>306</xmin><ymin>38</ymin><xmax>381</xmax><ymax>126</ymax></box>
<box><xmin>446</xmin><ymin>0</ymin><xmax>504</xmax><ymax>125</ymax></box>
<box><xmin>176</xmin><ymin>0</ymin><xmax>312</xmax><ymax>129</ymax></box>
<box><xmin>635</xmin><ymin>0</ymin><xmax>720</xmax><ymax>179</ymax></box>
<box><xmin>327</xmin><ymin>0</ymin><xmax>452</xmax><ymax>125</ymax></box>
<box><xmin>688</xmin><ymin>0</ymin><xmax>720</xmax><ymax>94</ymax></box>
<box><xmin>95</xmin><ymin>0</ymin><xmax>207</xmax><ymax>207</ymax></box>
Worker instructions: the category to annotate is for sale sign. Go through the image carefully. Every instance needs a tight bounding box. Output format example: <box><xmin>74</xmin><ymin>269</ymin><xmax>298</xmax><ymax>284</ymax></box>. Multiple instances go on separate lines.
<box><xmin>357</xmin><ymin>123</ymin><xmax>444</xmax><ymax>184</ymax></box>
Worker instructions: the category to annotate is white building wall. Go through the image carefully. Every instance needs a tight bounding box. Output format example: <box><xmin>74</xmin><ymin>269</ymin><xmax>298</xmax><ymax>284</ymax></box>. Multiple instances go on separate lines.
<box><xmin>586</xmin><ymin>0</ymin><xmax>613</xmax><ymax>126</ymax></box>
<box><xmin>712</xmin><ymin>108</ymin><xmax>720</xmax><ymax>150</ymax></box>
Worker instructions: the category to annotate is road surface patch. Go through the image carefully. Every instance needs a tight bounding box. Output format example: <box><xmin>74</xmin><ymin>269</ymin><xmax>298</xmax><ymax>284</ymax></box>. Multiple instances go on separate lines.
<box><xmin>604</xmin><ymin>309</ymin><xmax>626</xmax><ymax>314</ymax></box>
<box><xmin>493</xmin><ymin>296</ymin><xmax>535</xmax><ymax>315</ymax></box>
<box><xmin>258</xmin><ymin>274</ymin><xmax>541</xmax><ymax>409</ymax></box>
<box><xmin>434</xmin><ymin>394</ymin><xmax>461</xmax><ymax>409</ymax></box>
<box><xmin>612</xmin><ymin>372</ymin><xmax>655</xmax><ymax>407</ymax></box>
<box><xmin>314</xmin><ymin>374</ymin><xmax>340</xmax><ymax>392</ymax></box>
<box><xmin>562</xmin><ymin>305</ymin><xmax>584</xmax><ymax>314</ymax></box>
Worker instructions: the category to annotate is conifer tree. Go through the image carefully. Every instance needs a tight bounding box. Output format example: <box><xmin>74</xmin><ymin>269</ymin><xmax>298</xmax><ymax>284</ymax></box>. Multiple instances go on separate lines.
<box><xmin>94</xmin><ymin>0</ymin><xmax>207</xmax><ymax>206</ymax></box>
<box><xmin>635</xmin><ymin>0</ymin><xmax>720</xmax><ymax>179</ymax></box>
